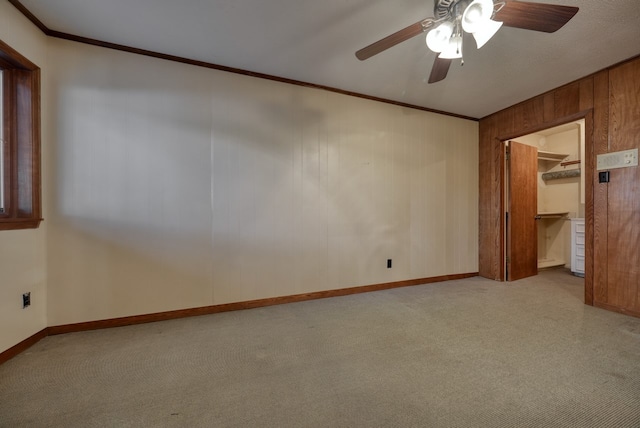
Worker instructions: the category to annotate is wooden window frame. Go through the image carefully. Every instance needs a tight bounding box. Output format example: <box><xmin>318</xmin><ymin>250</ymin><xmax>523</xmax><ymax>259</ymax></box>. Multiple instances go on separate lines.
<box><xmin>0</xmin><ymin>38</ymin><xmax>42</xmax><ymax>230</ymax></box>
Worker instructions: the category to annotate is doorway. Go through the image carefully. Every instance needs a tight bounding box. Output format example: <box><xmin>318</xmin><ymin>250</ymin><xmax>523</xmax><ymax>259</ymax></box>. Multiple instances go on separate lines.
<box><xmin>504</xmin><ymin>120</ymin><xmax>585</xmax><ymax>281</ymax></box>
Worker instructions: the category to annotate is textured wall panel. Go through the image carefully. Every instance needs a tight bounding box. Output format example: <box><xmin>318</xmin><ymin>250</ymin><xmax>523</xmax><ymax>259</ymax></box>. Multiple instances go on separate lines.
<box><xmin>45</xmin><ymin>39</ymin><xmax>478</xmax><ymax>324</ymax></box>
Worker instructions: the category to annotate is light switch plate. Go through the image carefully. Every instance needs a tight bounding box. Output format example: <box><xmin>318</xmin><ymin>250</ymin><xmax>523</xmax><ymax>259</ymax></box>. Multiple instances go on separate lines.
<box><xmin>597</xmin><ymin>148</ymin><xmax>638</xmax><ymax>171</ymax></box>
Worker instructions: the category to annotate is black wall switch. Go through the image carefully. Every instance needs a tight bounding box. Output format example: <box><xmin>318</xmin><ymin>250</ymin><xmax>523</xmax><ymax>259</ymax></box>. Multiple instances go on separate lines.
<box><xmin>599</xmin><ymin>171</ymin><xmax>610</xmax><ymax>183</ymax></box>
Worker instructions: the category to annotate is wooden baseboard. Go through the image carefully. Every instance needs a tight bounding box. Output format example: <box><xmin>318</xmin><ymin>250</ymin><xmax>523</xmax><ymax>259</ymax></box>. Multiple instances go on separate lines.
<box><xmin>48</xmin><ymin>273</ymin><xmax>478</xmax><ymax>335</ymax></box>
<box><xmin>3</xmin><ymin>272</ymin><xmax>478</xmax><ymax>363</ymax></box>
<box><xmin>594</xmin><ymin>301</ymin><xmax>640</xmax><ymax>319</ymax></box>
<box><xmin>0</xmin><ymin>328</ymin><xmax>48</xmax><ymax>365</ymax></box>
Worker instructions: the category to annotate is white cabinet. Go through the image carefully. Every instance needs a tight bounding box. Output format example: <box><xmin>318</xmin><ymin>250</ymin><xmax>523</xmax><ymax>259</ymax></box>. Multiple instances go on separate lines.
<box><xmin>571</xmin><ymin>218</ymin><xmax>585</xmax><ymax>277</ymax></box>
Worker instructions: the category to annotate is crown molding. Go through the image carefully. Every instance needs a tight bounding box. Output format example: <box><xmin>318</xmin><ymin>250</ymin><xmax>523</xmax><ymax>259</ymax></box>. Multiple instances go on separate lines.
<box><xmin>8</xmin><ymin>0</ymin><xmax>478</xmax><ymax>121</ymax></box>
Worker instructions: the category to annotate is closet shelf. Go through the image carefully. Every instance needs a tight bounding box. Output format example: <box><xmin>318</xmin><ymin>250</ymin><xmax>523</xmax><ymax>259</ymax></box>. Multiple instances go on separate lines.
<box><xmin>538</xmin><ymin>150</ymin><xmax>569</xmax><ymax>162</ymax></box>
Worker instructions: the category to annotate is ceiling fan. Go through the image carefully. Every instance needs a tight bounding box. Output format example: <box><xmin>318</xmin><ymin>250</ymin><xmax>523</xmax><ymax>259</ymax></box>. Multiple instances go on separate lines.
<box><xmin>355</xmin><ymin>0</ymin><xmax>579</xmax><ymax>83</ymax></box>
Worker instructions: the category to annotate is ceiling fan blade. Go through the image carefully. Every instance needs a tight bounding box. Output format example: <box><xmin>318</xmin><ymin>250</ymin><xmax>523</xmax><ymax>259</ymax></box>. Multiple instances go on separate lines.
<box><xmin>495</xmin><ymin>1</ymin><xmax>579</xmax><ymax>33</ymax></box>
<box><xmin>356</xmin><ymin>18</ymin><xmax>433</xmax><ymax>61</ymax></box>
<box><xmin>428</xmin><ymin>57</ymin><xmax>452</xmax><ymax>84</ymax></box>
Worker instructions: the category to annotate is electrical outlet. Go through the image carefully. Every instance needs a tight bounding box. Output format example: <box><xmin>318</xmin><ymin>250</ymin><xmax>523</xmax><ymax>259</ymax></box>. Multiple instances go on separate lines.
<box><xmin>22</xmin><ymin>292</ymin><xmax>31</xmax><ymax>308</ymax></box>
<box><xmin>387</xmin><ymin>259</ymin><xmax>392</xmax><ymax>269</ymax></box>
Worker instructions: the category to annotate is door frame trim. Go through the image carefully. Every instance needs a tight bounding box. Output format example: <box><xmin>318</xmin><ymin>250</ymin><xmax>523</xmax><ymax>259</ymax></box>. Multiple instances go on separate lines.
<box><xmin>496</xmin><ymin>110</ymin><xmax>594</xmax><ymax>304</ymax></box>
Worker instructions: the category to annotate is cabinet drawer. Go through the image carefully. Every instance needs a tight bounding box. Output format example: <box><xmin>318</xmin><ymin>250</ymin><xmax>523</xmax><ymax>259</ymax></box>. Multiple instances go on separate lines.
<box><xmin>576</xmin><ymin>223</ymin><xmax>585</xmax><ymax>233</ymax></box>
<box><xmin>575</xmin><ymin>234</ymin><xmax>585</xmax><ymax>245</ymax></box>
<box><xmin>574</xmin><ymin>256</ymin><xmax>585</xmax><ymax>273</ymax></box>
<box><xmin>576</xmin><ymin>246</ymin><xmax>585</xmax><ymax>257</ymax></box>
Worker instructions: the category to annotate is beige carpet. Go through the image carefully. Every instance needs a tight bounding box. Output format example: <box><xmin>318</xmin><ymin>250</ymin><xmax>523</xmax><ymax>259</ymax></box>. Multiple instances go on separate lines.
<box><xmin>1</xmin><ymin>269</ymin><xmax>639</xmax><ymax>427</ymax></box>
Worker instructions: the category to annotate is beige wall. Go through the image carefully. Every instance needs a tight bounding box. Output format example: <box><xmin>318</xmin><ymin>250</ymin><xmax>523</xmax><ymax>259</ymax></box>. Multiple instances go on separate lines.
<box><xmin>45</xmin><ymin>39</ymin><xmax>479</xmax><ymax>326</ymax></box>
<box><xmin>0</xmin><ymin>2</ymin><xmax>48</xmax><ymax>353</ymax></box>
<box><xmin>1</xmin><ymin>5</ymin><xmax>479</xmax><ymax>350</ymax></box>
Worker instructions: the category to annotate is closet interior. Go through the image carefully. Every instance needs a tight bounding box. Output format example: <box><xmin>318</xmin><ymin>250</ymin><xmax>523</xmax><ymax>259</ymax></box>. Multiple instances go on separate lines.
<box><xmin>517</xmin><ymin>119</ymin><xmax>585</xmax><ymax>276</ymax></box>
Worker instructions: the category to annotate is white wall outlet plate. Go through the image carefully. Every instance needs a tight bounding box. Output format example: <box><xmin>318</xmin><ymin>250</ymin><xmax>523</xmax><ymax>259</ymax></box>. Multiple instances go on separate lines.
<box><xmin>597</xmin><ymin>148</ymin><xmax>638</xmax><ymax>171</ymax></box>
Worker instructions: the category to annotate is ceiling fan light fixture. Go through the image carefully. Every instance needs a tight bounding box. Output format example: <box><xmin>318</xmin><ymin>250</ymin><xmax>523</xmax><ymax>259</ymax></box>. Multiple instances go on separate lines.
<box><xmin>461</xmin><ymin>0</ymin><xmax>495</xmax><ymax>33</ymax></box>
<box><xmin>471</xmin><ymin>19</ymin><xmax>503</xmax><ymax>48</ymax></box>
<box><xmin>438</xmin><ymin>35</ymin><xmax>463</xmax><ymax>59</ymax></box>
<box><xmin>426</xmin><ymin>21</ymin><xmax>454</xmax><ymax>53</ymax></box>
<box><xmin>355</xmin><ymin>0</ymin><xmax>579</xmax><ymax>86</ymax></box>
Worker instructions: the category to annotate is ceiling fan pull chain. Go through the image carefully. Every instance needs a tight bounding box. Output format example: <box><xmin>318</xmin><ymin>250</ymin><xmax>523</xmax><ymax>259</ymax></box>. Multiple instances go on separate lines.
<box><xmin>457</xmin><ymin>16</ymin><xmax>464</xmax><ymax>65</ymax></box>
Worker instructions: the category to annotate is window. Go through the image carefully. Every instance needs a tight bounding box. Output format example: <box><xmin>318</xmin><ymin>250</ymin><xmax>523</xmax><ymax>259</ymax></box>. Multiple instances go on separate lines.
<box><xmin>0</xmin><ymin>38</ymin><xmax>42</xmax><ymax>230</ymax></box>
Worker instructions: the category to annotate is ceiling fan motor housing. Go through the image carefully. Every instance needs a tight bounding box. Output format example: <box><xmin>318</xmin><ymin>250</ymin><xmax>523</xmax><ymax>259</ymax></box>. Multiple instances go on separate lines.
<box><xmin>435</xmin><ymin>0</ymin><xmax>478</xmax><ymax>20</ymax></box>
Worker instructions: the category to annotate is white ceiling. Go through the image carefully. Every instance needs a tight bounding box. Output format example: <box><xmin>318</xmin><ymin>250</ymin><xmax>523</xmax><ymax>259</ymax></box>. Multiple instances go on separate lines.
<box><xmin>16</xmin><ymin>0</ymin><xmax>640</xmax><ymax>118</ymax></box>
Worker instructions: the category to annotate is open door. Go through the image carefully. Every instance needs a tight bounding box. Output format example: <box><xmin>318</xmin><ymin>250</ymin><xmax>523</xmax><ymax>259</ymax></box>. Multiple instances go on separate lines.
<box><xmin>506</xmin><ymin>141</ymin><xmax>538</xmax><ymax>281</ymax></box>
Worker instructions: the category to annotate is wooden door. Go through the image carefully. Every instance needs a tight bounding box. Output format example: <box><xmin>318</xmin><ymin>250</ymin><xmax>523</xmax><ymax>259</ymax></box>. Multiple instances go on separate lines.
<box><xmin>507</xmin><ymin>141</ymin><xmax>538</xmax><ymax>281</ymax></box>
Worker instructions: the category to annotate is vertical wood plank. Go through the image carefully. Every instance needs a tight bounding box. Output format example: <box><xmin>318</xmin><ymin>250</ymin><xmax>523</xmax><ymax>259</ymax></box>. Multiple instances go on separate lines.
<box><xmin>522</xmin><ymin>97</ymin><xmax>545</xmax><ymax>132</ymax></box>
<box><xmin>579</xmin><ymin>77</ymin><xmax>594</xmax><ymax>112</ymax></box>
<box><xmin>554</xmin><ymin>82</ymin><xmax>581</xmax><ymax>119</ymax></box>
<box><xmin>479</xmin><ymin>117</ymin><xmax>504</xmax><ymax>280</ymax></box>
<box><xmin>592</xmin><ymin>71</ymin><xmax>609</xmax><ymax>305</ymax></box>
<box><xmin>580</xmin><ymin>77</ymin><xmax>595</xmax><ymax>305</ymax></box>
<box><xmin>495</xmin><ymin>131</ymin><xmax>505</xmax><ymax>280</ymax></box>
<box><xmin>543</xmin><ymin>93</ymin><xmax>555</xmax><ymax>123</ymax></box>
<box><xmin>583</xmin><ymin>111</ymin><xmax>595</xmax><ymax>305</ymax></box>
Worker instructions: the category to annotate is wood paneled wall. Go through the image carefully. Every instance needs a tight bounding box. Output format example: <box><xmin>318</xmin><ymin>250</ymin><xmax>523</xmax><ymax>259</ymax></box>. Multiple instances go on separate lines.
<box><xmin>599</xmin><ymin>60</ymin><xmax>640</xmax><ymax>316</ymax></box>
<box><xmin>479</xmin><ymin>55</ymin><xmax>640</xmax><ymax>317</ymax></box>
